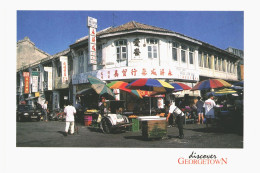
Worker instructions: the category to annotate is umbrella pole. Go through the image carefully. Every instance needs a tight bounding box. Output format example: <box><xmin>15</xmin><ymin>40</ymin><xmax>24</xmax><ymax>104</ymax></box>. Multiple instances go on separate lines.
<box><xmin>150</xmin><ymin>96</ymin><xmax>151</xmax><ymax>116</ymax></box>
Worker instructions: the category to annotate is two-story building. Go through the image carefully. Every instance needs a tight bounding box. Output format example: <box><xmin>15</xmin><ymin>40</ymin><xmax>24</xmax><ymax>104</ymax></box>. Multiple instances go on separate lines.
<box><xmin>70</xmin><ymin>21</ymin><xmax>241</xmax><ymax>109</ymax></box>
<box><xmin>17</xmin><ymin>21</ymin><xmax>242</xmax><ymax>111</ymax></box>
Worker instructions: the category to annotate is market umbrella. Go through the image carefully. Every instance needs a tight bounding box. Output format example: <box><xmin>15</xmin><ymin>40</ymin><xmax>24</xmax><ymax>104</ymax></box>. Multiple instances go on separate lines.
<box><xmin>215</xmin><ymin>88</ymin><xmax>237</xmax><ymax>95</ymax></box>
<box><xmin>170</xmin><ymin>82</ymin><xmax>191</xmax><ymax>92</ymax></box>
<box><xmin>126</xmin><ymin>78</ymin><xmax>174</xmax><ymax>92</ymax></box>
<box><xmin>233</xmin><ymin>80</ymin><xmax>244</xmax><ymax>87</ymax></box>
<box><xmin>87</xmin><ymin>75</ymin><xmax>115</xmax><ymax>100</ymax></box>
<box><xmin>191</xmin><ymin>79</ymin><xmax>232</xmax><ymax>91</ymax></box>
<box><xmin>206</xmin><ymin>88</ymin><xmax>237</xmax><ymax>97</ymax></box>
<box><xmin>126</xmin><ymin>78</ymin><xmax>174</xmax><ymax>115</ymax></box>
<box><xmin>107</xmin><ymin>81</ymin><xmax>143</xmax><ymax>98</ymax></box>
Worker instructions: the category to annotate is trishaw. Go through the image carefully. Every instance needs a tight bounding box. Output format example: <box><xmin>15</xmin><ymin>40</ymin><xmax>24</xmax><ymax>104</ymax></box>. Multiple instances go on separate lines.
<box><xmin>90</xmin><ymin>100</ymin><xmax>131</xmax><ymax>133</ymax></box>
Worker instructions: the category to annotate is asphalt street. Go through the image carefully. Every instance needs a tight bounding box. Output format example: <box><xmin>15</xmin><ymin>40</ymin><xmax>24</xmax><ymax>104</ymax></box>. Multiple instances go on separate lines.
<box><xmin>16</xmin><ymin>120</ymin><xmax>243</xmax><ymax>148</ymax></box>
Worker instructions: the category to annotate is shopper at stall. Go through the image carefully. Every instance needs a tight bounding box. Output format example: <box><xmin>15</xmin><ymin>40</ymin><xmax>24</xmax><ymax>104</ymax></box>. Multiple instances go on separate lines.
<box><xmin>167</xmin><ymin>102</ymin><xmax>185</xmax><ymax>139</ymax></box>
<box><xmin>99</xmin><ymin>97</ymin><xmax>107</xmax><ymax>117</ymax></box>
<box><xmin>64</xmin><ymin>101</ymin><xmax>76</xmax><ymax>136</ymax></box>
<box><xmin>165</xmin><ymin>101</ymin><xmax>174</xmax><ymax>127</ymax></box>
<box><xmin>203</xmin><ymin>94</ymin><xmax>216</xmax><ymax>129</ymax></box>
<box><xmin>196</xmin><ymin>96</ymin><xmax>204</xmax><ymax>124</ymax></box>
<box><xmin>42</xmin><ymin>101</ymin><xmax>49</xmax><ymax>122</ymax></box>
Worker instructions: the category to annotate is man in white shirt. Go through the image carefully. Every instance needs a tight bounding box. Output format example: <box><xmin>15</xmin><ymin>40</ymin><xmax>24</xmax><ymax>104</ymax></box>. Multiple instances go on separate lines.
<box><xmin>203</xmin><ymin>94</ymin><xmax>216</xmax><ymax>128</ymax></box>
<box><xmin>64</xmin><ymin>101</ymin><xmax>76</xmax><ymax>136</ymax></box>
<box><xmin>167</xmin><ymin>102</ymin><xmax>185</xmax><ymax>139</ymax></box>
<box><xmin>42</xmin><ymin>101</ymin><xmax>49</xmax><ymax>122</ymax></box>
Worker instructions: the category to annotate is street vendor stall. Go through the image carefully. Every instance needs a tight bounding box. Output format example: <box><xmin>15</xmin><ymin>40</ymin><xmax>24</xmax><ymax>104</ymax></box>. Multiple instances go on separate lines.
<box><xmin>138</xmin><ymin>116</ymin><xmax>167</xmax><ymax>139</ymax></box>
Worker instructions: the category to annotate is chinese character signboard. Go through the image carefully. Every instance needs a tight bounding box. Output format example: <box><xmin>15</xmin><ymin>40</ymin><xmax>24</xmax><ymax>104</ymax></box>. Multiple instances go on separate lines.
<box><xmin>31</xmin><ymin>71</ymin><xmax>39</xmax><ymax>92</ymax></box>
<box><xmin>23</xmin><ymin>72</ymin><xmax>30</xmax><ymax>94</ymax></box>
<box><xmin>60</xmin><ymin>56</ymin><xmax>68</xmax><ymax>84</ymax></box>
<box><xmin>72</xmin><ymin>66</ymin><xmax>199</xmax><ymax>85</ymax></box>
<box><xmin>44</xmin><ymin>67</ymin><xmax>52</xmax><ymax>90</ymax></box>
<box><xmin>88</xmin><ymin>17</ymin><xmax>97</xmax><ymax>65</ymax></box>
<box><xmin>96</xmin><ymin>66</ymin><xmax>199</xmax><ymax>81</ymax></box>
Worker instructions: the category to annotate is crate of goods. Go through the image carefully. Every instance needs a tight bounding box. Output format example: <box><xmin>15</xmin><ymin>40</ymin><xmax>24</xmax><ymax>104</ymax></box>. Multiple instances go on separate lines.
<box><xmin>84</xmin><ymin>115</ymin><xmax>92</xmax><ymax>126</ymax></box>
<box><xmin>131</xmin><ymin>118</ymin><xmax>140</xmax><ymax>132</ymax></box>
<box><xmin>139</xmin><ymin>116</ymin><xmax>167</xmax><ymax>139</ymax></box>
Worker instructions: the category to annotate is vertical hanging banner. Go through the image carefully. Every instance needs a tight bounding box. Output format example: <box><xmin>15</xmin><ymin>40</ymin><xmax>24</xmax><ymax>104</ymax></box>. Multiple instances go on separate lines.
<box><xmin>87</xmin><ymin>16</ymin><xmax>97</xmax><ymax>64</ymax></box>
<box><xmin>31</xmin><ymin>71</ymin><xmax>39</xmax><ymax>92</ymax></box>
<box><xmin>23</xmin><ymin>72</ymin><xmax>30</xmax><ymax>94</ymax></box>
<box><xmin>60</xmin><ymin>56</ymin><xmax>68</xmax><ymax>84</ymax></box>
<box><xmin>44</xmin><ymin>67</ymin><xmax>53</xmax><ymax>90</ymax></box>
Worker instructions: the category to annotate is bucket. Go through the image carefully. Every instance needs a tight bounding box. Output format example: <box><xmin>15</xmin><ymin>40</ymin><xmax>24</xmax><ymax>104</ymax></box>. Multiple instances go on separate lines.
<box><xmin>84</xmin><ymin>115</ymin><xmax>92</xmax><ymax>126</ymax></box>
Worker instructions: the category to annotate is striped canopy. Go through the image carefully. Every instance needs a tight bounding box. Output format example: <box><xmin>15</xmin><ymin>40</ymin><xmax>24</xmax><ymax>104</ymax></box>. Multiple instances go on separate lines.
<box><xmin>87</xmin><ymin>75</ymin><xmax>115</xmax><ymax>99</ymax></box>
<box><xmin>206</xmin><ymin>88</ymin><xmax>237</xmax><ymax>96</ymax></box>
<box><xmin>170</xmin><ymin>82</ymin><xmax>191</xmax><ymax>92</ymax></box>
<box><xmin>233</xmin><ymin>80</ymin><xmax>243</xmax><ymax>87</ymax></box>
<box><xmin>126</xmin><ymin>78</ymin><xmax>174</xmax><ymax>93</ymax></box>
<box><xmin>191</xmin><ymin>79</ymin><xmax>231</xmax><ymax>91</ymax></box>
<box><xmin>215</xmin><ymin>88</ymin><xmax>237</xmax><ymax>95</ymax></box>
<box><xmin>107</xmin><ymin>81</ymin><xmax>143</xmax><ymax>98</ymax></box>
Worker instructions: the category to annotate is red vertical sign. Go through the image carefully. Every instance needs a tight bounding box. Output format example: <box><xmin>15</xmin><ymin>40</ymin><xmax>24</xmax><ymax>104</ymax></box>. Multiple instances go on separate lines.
<box><xmin>23</xmin><ymin>72</ymin><xmax>30</xmax><ymax>94</ymax></box>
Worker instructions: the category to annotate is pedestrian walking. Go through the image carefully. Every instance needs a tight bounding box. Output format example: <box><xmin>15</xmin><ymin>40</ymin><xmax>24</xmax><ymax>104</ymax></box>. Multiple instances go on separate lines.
<box><xmin>64</xmin><ymin>101</ymin><xmax>76</xmax><ymax>136</ymax></box>
<box><xmin>42</xmin><ymin>101</ymin><xmax>49</xmax><ymax>122</ymax></box>
<box><xmin>167</xmin><ymin>102</ymin><xmax>185</xmax><ymax>139</ymax></box>
<box><xmin>196</xmin><ymin>96</ymin><xmax>204</xmax><ymax>124</ymax></box>
<box><xmin>203</xmin><ymin>94</ymin><xmax>216</xmax><ymax>128</ymax></box>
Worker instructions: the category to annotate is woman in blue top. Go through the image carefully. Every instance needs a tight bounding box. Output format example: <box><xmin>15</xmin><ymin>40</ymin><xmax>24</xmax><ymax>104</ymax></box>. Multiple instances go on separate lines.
<box><xmin>196</xmin><ymin>96</ymin><xmax>204</xmax><ymax>124</ymax></box>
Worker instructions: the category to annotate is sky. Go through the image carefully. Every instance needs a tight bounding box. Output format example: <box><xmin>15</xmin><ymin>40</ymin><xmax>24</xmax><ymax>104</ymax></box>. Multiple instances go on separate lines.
<box><xmin>17</xmin><ymin>11</ymin><xmax>244</xmax><ymax>55</ymax></box>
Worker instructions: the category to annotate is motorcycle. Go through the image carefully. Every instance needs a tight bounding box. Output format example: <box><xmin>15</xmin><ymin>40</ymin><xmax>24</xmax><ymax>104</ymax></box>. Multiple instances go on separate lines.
<box><xmin>49</xmin><ymin>108</ymin><xmax>65</xmax><ymax>121</ymax></box>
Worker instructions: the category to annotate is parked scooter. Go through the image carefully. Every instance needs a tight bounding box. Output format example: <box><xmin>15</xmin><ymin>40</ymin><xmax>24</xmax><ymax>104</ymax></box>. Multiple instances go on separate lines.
<box><xmin>49</xmin><ymin>108</ymin><xmax>65</xmax><ymax>121</ymax></box>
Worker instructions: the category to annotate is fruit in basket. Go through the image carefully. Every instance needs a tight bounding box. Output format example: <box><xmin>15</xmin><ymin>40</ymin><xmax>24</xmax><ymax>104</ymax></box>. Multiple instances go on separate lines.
<box><xmin>129</xmin><ymin>115</ymin><xmax>138</xmax><ymax>118</ymax></box>
<box><xmin>159</xmin><ymin>113</ymin><xmax>165</xmax><ymax>117</ymax></box>
<box><xmin>84</xmin><ymin>109</ymin><xmax>98</xmax><ymax>114</ymax></box>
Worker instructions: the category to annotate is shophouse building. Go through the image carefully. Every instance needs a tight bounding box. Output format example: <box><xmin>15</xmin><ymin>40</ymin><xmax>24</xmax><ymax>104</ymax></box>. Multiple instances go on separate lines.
<box><xmin>17</xmin><ymin>46</ymin><xmax>73</xmax><ymax>111</ymax></box>
<box><xmin>17</xmin><ymin>21</ymin><xmax>242</xmax><ymax>112</ymax></box>
<box><xmin>70</xmin><ymin>21</ymin><xmax>241</xmax><ymax>110</ymax></box>
<box><xmin>226</xmin><ymin>47</ymin><xmax>244</xmax><ymax>81</ymax></box>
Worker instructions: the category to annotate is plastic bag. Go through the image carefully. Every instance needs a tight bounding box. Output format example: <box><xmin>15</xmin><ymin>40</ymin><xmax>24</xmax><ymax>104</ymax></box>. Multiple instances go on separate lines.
<box><xmin>97</xmin><ymin>114</ymin><xmax>102</xmax><ymax>123</ymax></box>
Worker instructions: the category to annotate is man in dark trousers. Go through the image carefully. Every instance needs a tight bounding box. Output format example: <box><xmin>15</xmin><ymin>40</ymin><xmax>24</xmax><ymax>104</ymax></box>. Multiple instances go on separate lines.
<box><xmin>167</xmin><ymin>102</ymin><xmax>185</xmax><ymax>139</ymax></box>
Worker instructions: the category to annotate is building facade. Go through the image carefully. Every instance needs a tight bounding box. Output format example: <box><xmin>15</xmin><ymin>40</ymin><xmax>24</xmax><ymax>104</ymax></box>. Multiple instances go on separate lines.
<box><xmin>70</xmin><ymin>21</ymin><xmax>240</xmax><ymax>104</ymax></box>
<box><xmin>226</xmin><ymin>47</ymin><xmax>244</xmax><ymax>80</ymax></box>
<box><xmin>17</xmin><ymin>21</ymin><xmax>242</xmax><ymax>110</ymax></box>
<box><xmin>17</xmin><ymin>37</ymin><xmax>50</xmax><ymax>70</ymax></box>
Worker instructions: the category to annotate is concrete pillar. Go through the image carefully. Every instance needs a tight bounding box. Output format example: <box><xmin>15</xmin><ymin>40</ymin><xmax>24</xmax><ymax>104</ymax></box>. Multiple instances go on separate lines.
<box><xmin>73</xmin><ymin>85</ymin><xmax>76</xmax><ymax>106</ymax></box>
<box><xmin>28</xmin><ymin>68</ymin><xmax>32</xmax><ymax>97</ymax></box>
<box><xmin>194</xmin><ymin>49</ymin><xmax>199</xmax><ymax>70</ymax></box>
<box><xmin>201</xmin><ymin>52</ymin><xmax>204</xmax><ymax>68</ymax></box>
<box><xmin>211</xmin><ymin>55</ymin><xmax>215</xmax><ymax>70</ymax></box>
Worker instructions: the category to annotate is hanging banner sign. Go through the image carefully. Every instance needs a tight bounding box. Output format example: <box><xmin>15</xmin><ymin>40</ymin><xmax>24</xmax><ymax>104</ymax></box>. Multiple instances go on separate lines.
<box><xmin>44</xmin><ymin>67</ymin><xmax>52</xmax><ymax>90</ymax></box>
<box><xmin>60</xmin><ymin>56</ymin><xmax>68</xmax><ymax>84</ymax></box>
<box><xmin>157</xmin><ymin>98</ymin><xmax>164</xmax><ymax>109</ymax></box>
<box><xmin>23</xmin><ymin>72</ymin><xmax>30</xmax><ymax>94</ymax></box>
<box><xmin>88</xmin><ymin>16</ymin><xmax>97</xmax><ymax>65</ymax></box>
<box><xmin>32</xmin><ymin>76</ymin><xmax>38</xmax><ymax>92</ymax></box>
<box><xmin>31</xmin><ymin>71</ymin><xmax>39</xmax><ymax>92</ymax></box>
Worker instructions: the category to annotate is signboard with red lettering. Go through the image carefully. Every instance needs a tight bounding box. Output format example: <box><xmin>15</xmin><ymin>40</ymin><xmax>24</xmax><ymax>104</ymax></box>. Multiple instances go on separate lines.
<box><xmin>71</xmin><ymin>66</ymin><xmax>199</xmax><ymax>85</ymax></box>
<box><xmin>96</xmin><ymin>66</ymin><xmax>199</xmax><ymax>81</ymax></box>
<box><xmin>60</xmin><ymin>56</ymin><xmax>68</xmax><ymax>84</ymax></box>
<box><xmin>88</xmin><ymin>17</ymin><xmax>97</xmax><ymax>65</ymax></box>
<box><xmin>23</xmin><ymin>72</ymin><xmax>30</xmax><ymax>94</ymax></box>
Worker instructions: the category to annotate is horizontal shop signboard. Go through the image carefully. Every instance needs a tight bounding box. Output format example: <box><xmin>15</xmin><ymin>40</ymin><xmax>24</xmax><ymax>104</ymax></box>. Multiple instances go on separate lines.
<box><xmin>72</xmin><ymin>66</ymin><xmax>199</xmax><ymax>85</ymax></box>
